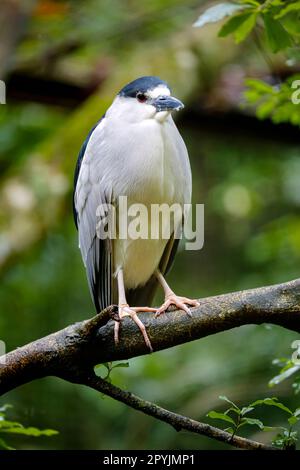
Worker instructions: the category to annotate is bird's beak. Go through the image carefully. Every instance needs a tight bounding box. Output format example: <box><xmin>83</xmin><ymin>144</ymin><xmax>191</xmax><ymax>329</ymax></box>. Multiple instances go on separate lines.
<box><xmin>151</xmin><ymin>95</ymin><xmax>184</xmax><ymax>112</ymax></box>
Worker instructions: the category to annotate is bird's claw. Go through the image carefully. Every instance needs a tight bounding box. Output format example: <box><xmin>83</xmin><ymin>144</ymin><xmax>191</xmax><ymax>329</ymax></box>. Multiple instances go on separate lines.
<box><xmin>114</xmin><ymin>305</ymin><xmax>154</xmax><ymax>352</ymax></box>
<box><xmin>155</xmin><ymin>294</ymin><xmax>199</xmax><ymax>318</ymax></box>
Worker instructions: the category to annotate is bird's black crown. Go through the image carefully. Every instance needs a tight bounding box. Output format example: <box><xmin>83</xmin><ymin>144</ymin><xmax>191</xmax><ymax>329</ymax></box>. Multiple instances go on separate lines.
<box><xmin>118</xmin><ymin>76</ymin><xmax>170</xmax><ymax>98</ymax></box>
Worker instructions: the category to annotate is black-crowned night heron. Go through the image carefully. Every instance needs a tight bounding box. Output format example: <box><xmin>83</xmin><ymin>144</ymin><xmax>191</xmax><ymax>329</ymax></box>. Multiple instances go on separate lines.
<box><xmin>73</xmin><ymin>76</ymin><xmax>199</xmax><ymax>351</ymax></box>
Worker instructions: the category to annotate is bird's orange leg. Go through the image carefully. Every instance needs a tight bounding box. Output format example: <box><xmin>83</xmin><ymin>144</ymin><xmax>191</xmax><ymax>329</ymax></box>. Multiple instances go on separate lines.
<box><xmin>114</xmin><ymin>269</ymin><xmax>155</xmax><ymax>351</ymax></box>
<box><xmin>155</xmin><ymin>270</ymin><xmax>199</xmax><ymax>317</ymax></box>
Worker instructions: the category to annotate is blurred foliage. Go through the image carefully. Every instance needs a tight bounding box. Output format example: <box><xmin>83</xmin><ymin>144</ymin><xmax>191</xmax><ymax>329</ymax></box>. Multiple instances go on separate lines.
<box><xmin>244</xmin><ymin>76</ymin><xmax>300</xmax><ymax>126</ymax></box>
<box><xmin>0</xmin><ymin>104</ymin><xmax>66</xmax><ymax>173</ymax></box>
<box><xmin>0</xmin><ymin>0</ymin><xmax>299</xmax><ymax>451</ymax></box>
<box><xmin>270</xmin><ymin>353</ymin><xmax>300</xmax><ymax>393</ymax></box>
<box><xmin>17</xmin><ymin>0</ymin><xmax>200</xmax><ymax>81</ymax></box>
<box><xmin>196</xmin><ymin>0</ymin><xmax>300</xmax><ymax>125</ymax></box>
<box><xmin>0</xmin><ymin>404</ymin><xmax>57</xmax><ymax>450</ymax></box>
<box><xmin>195</xmin><ymin>0</ymin><xmax>300</xmax><ymax>51</ymax></box>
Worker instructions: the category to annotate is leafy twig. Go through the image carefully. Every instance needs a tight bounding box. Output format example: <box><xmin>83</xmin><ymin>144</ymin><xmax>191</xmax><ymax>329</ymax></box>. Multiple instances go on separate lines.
<box><xmin>207</xmin><ymin>395</ymin><xmax>300</xmax><ymax>449</ymax></box>
<box><xmin>77</xmin><ymin>375</ymin><xmax>276</xmax><ymax>451</ymax></box>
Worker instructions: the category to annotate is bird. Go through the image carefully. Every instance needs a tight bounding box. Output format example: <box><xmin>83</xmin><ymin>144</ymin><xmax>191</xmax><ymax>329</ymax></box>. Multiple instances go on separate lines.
<box><xmin>73</xmin><ymin>76</ymin><xmax>199</xmax><ymax>351</ymax></box>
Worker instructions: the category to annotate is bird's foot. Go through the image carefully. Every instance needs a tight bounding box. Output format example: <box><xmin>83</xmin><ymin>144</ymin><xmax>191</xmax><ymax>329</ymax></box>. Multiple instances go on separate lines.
<box><xmin>114</xmin><ymin>304</ymin><xmax>156</xmax><ymax>352</ymax></box>
<box><xmin>155</xmin><ymin>294</ymin><xmax>200</xmax><ymax>317</ymax></box>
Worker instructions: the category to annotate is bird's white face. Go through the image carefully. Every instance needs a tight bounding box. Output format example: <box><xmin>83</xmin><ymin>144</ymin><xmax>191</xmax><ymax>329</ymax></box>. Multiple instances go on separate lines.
<box><xmin>107</xmin><ymin>85</ymin><xmax>184</xmax><ymax>124</ymax></box>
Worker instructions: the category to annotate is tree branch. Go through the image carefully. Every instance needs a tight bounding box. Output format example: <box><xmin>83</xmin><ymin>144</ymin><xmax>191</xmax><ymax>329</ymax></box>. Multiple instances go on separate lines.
<box><xmin>1</xmin><ymin>278</ymin><xmax>300</xmax><ymax>396</ymax></box>
<box><xmin>1</xmin><ymin>278</ymin><xmax>300</xmax><ymax>450</ymax></box>
<box><xmin>73</xmin><ymin>374</ymin><xmax>275</xmax><ymax>451</ymax></box>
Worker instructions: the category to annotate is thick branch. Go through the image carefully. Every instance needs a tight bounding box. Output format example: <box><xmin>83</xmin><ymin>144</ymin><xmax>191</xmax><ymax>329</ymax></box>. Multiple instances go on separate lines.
<box><xmin>1</xmin><ymin>278</ymin><xmax>300</xmax><ymax>396</ymax></box>
<box><xmin>1</xmin><ymin>279</ymin><xmax>299</xmax><ymax>450</ymax></box>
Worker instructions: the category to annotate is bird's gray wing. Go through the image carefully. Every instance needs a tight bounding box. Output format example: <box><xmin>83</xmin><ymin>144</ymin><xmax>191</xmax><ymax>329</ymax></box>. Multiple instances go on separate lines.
<box><xmin>74</xmin><ymin>118</ymin><xmax>114</xmax><ymax>312</ymax></box>
<box><xmin>73</xmin><ymin>121</ymin><xmax>100</xmax><ymax>229</ymax></box>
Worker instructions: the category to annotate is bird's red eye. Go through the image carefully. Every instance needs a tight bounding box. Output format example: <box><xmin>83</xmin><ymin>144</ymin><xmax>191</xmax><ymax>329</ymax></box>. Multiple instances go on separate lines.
<box><xmin>136</xmin><ymin>92</ymin><xmax>147</xmax><ymax>103</ymax></box>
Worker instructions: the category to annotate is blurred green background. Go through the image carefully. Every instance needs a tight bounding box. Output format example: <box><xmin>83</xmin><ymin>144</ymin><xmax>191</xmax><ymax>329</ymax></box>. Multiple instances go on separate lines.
<box><xmin>0</xmin><ymin>0</ymin><xmax>300</xmax><ymax>450</ymax></box>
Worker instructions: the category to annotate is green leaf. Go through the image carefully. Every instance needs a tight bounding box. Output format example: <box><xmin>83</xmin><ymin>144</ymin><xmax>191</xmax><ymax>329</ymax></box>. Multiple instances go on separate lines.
<box><xmin>244</xmin><ymin>89</ymin><xmax>261</xmax><ymax>103</ymax></box>
<box><xmin>225</xmin><ymin>406</ymin><xmax>240</xmax><ymax>415</ymax></box>
<box><xmin>292</xmin><ymin>376</ymin><xmax>300</xmax><ymax>394</ymax></box>
<box><xmin>294</xmin><ymin>408</ymin><xmax>300</xmax><ymax>417</ymax></box>
<box><xmin>0</xmin><ymin>437</ymin><xmax>14</xmax><ymax>450</ymax></box>
<box><xmin>272</xmin><ymin>357</ymin><xmax>289</xmax><ymax>367</ymax></box>
<box><xmin>1</xmin><ymin>426</ymin><xmax>58</xmax><ymax>437</ymax></box>
<box><xmin>275</xmin><ymin>1</ymin><xmax>300</xmax><ymax>19</ymax></box>
<box><xmin>240</xmin><ymin>417</ymin><xmax>265</xmax><ymax>429</ymax></box>
<box><xmin>219</xmin><ymin>12</ymin><xmax>257</xmax><ymax>43</ymax></box>
<box><xmin>280</xmin><ymin>12</ymin><xmax>300</xmax><ymax>36</ymax></box>
<box><xmin>263</xmin><ymin>426</ymin><xmax>275</xmax><ymax>432</ymax></box>
<box><xmin>219</xmin><ymin>395</ymin><xmax>239</xmax><ymax>409</ymax></box>
<box><xmin>263</xmin><ymin>13</ymin><xmax>292</xmax><ymax>52</ymax></box>
<box><xmin>250</xmin><ymin>397</ymin><xmax>293</xmax><ymax>415</ymax></box>
<box><xmin>112</xmin><ymin>362</ymin><xmax>130</xmax><ymax>369</ymax></box>
<box><xmin>245</xmin><ymin>78</ymin><xmax>274</xmax><ymax>94</ymax></box>
<box><xmin>256</xmin><ymin>99</ymin><xmax>278</xmax><ymax>119</ymax></box>
<box><xmin>240</xmin><ymin>406</ymin><xmax>254</xmax><ymax>416</ymax></box>
<box><xmin>239</xmin><ymin>0</ymin><xmax>259</xmax><ymax>4</ymax></box>
<box><xmin>288</xmin><ymin>416</ymin><xmax>299</xmax><ymax>425</ymax></box>
<box><xmin>269</xmin><ymin>364</ymin><xmax>300</xmax><ymax>387</ymax></box>
<box><xmin>94</xmin><ymin>364</ymin><xmax>105</xmax><ymax>377</ymax></box>
<box><xmin>194</xmin><ymin>2</ymin><xmax>250</xmax><ymax>28</ymax></box>
<box><xmin>207</xmin><ymin>410</ymin><xmax>236</xmax><ymax>425</ymax></box>
<box><xmin>0</xmin><ymin>420</ymin><xmax>23</xmax><ymax>429</ymax></box>
<box><xmin>224</xmin><ymin>427</ymin><xmax>234</xmax><ymax>434</ymax></box>
<box><xmin>0</xmin><ymin>405</ymin><xmax>12</xmax><ymax>413</ymax></box>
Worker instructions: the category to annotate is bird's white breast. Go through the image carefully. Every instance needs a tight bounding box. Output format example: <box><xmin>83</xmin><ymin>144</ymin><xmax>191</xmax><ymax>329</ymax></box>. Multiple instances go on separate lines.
<box><xmin>112</xmin><ymin>116</ymin><xmax>190</xmax><ymax>288</ymax></box>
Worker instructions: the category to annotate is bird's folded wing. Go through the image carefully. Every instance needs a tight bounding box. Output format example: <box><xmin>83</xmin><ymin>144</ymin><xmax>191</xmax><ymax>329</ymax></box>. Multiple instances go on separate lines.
<box><xmin>73</xmin><ymin>118</ymin><xmax>114</xmax><ymax>312</ymax></box>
